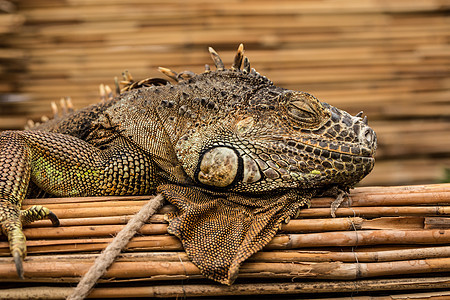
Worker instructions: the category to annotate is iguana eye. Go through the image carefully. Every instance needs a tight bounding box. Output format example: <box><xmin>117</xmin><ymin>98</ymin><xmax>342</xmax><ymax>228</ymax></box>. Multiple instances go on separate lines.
<box><xmin>283</xmin><ymin>91</ymin><xmax>328</xmax><ymax>128</ymax></box>
<box><xmin>288</xmin><ymin>100</ymin><xmax>316</xmax><ymax>123</ymax></box>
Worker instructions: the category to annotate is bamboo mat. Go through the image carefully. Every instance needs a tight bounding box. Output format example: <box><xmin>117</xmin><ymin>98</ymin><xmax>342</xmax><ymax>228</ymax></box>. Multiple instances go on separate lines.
<box><xmin>0</xmin><ymin>184</ymin><xmax>449</xmax><ymax>298</ymax></box>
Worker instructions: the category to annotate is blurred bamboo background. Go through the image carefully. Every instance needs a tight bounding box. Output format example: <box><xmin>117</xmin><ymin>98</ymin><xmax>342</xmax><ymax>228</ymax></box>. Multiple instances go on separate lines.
<box><xmin>0</xmin><ymin>0</ymin><xmax>449</xmax><ymax>186</ymax></box>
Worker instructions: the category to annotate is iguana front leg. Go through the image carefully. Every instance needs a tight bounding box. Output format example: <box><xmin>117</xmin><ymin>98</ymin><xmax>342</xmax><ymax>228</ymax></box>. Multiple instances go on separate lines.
<box><xmin>0</xmin><ymin>131</ymin><xmax>60</xmax><ymax>278</ymax></box>
<box><xmin>0</xmin><ymin>130</ymin><xmax>119</xmax><ymax>278</ymax></box>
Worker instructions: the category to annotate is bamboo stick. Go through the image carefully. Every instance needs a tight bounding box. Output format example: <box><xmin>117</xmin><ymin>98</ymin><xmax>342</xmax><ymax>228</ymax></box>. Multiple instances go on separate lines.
<box><xmin>268</xmin><ymin>229</ymin><xmax>450</xmax><ymax>249</ymax></box>
<box><xmin>1</xmin><ymin>256</ymin><xmax>450</xmax><ymax>281</ymax></box>
<box><xmin>3</xmin><ymin>244</ymin><xmax>450</xmax><ymax>265</ymax></box>
<box><xmin>24</xmin><ymin>214</ymin><xmax>166</xmax><ymax>227</ymax></box>
<box><xmin>299</xmin><ymin>206</ymin><xmax>450</xmax><ymax>218</ymax></box>
<box><xmin>425</xmin><ymin>217</ymin><xmax>450</xmax><ymax>229</ymax></box>
<box><xmin>22</xmin><ymin>223</ymin><xmax>169</xmax><ymax>238</ymax></box>
<box><xmin>18</xmin><ymin>204</ymin><xmax>448</xmax><ymax>220</ymax></box>
<box><xmin>251</xmin><ymin>246</ymin><xmax>450</xmax><ymax>263</ymax></box>
<box><xmin>17</xmin><ymin>216</ymin><xmax>441</xmax><ymax>240</ymax></box>
<box><xmin>25</xmin><ymin>214</ymin><xmax>167</xmax><ymax>228</ymax></box>
<box><xmin>23</xmin><ymin>195</ymin><xmax>155</xmax><ymax>205</ymax></box>
<box><xmin>2</xmin><ymin>277</ymin><xmax>450</xmax><ymax>299</ymax></box>
<box><xmin>1</xmin><ymin>228</ymin><xmax>450</xmax><ymax>256</ymax></box>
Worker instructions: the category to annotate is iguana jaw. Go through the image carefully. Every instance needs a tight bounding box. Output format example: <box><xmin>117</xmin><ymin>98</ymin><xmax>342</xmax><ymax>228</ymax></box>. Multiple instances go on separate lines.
<box><xmin>221</xmin><ymin>139</ymin><xmax>375</xmax><ymax>194</ymax></box>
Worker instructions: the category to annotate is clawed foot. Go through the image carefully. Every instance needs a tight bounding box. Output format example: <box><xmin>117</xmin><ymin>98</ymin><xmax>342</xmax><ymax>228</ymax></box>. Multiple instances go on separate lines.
<box><xmin>1</xmin><ymin>203</ymin><xmax>59</xmax><ymax>279</ymax></box>
<box><xmin>20</xmin><ymin>205</ymin><xmax>60</xmax><ymax>227</ymax></box>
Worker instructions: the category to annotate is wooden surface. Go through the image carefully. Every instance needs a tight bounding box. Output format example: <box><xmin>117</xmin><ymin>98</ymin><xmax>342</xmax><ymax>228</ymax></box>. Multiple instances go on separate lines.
<box><xmin>0</xmin><ymin>184</ymin><xmax>449</xmax><ymax>299</ymax></box>
<box><xmin>0</xmin><ymin>0</ymin><xmax>449</xmax><ymax>185</ymax></box>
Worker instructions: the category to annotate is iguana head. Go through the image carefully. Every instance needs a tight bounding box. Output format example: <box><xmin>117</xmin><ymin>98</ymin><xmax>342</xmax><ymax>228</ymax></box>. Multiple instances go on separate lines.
<box><xmin>166</xmin><ymin>44</ymin><xmax>376</xmax><ymax>195</ymax></box>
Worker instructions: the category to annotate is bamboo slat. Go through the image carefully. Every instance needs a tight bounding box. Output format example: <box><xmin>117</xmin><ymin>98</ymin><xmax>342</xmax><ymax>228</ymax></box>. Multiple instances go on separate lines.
<box><xmin>2</xmin><ymin>257</ymin><xmax>450</xmax><ymax>282</ymax></box>
<box><xmin>2</xmin><ymin>278</ymin><xmax>450</xmax><ymax>299</ymax></box>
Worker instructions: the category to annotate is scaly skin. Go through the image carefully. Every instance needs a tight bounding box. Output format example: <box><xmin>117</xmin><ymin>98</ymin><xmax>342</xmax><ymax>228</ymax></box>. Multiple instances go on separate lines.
<box><xmin>0</xmin><ymin>44</ymin><xmax>376</xmax><ymax>284</ymax></box>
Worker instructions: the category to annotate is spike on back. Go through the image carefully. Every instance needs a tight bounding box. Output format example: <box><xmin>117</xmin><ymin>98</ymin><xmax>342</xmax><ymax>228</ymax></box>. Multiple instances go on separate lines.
<box><xmin>158</xmin><ymin>67</ymin><xmax>179</xmax><ymax>82</ymax></box>
<box><xmin>59</xmin><ymin>97</ymin><xmax>67</xmax><ymax>114</ymax></box>
<box><xmin>99</xmin><ymin>84</ymin><xmax>107</xmax><ymax>102</ymax></box>
<box><xmin>51</xmin><ymin>101</ymin><xmax>58</xmax><ymax>117</ymax></box>
<box><xmin>98</xmin><ymin>85</ymin><xmax>113</xmax><ymax>102</ymax></box>
<box><xmin>119</xmin><ymin>71</ymin><xmax>171</xmax><ymax>93</ymax></box>
<box><xmin>114</xmin><ymin>77</ymin><xmax>120</xmax><ymax>95</ymax></box>
<box><xmin>243</xmin><ymin>56</ymin><xmax>250</xmax><ymax>74</ymax></box>
<box><xmin>232</xmin><ymin>44</ymin><xmax>245</xmax><ymax>70</ymax></box>
<box><xmin>104</xmin><ymin>85</ymin><xmax>113</xmax><ymax>101</ymax></box>
<box><xmin>177</xmin><ymin>71</ymin><xmax>196</xmax><ymax>81</ymax></box>
<box><xmin>208</xmin><ymin>47</ymin><xmax>224</xmax><ymax>71</ymax></box>
<box><xmin>157</xmin><ymin>44</ymin><xmax>270</xmax><ymax>84</ymax></box>
<box><xmin>122</xmin><ymin>70</ymin><xmax>133</xmax><ymax>82</ymax></box>
<box><xmin>25</xmin><ymin>119</ymin><xmax>35</xmax><ymax>130</ymax></box>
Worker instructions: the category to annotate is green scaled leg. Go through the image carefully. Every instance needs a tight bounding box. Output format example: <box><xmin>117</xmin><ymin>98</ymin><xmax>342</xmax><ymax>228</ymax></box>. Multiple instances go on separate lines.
<box><xmin>0</xmin><ymin>131</ymin><xmax>60</xmax><ymax>279</ymax></box>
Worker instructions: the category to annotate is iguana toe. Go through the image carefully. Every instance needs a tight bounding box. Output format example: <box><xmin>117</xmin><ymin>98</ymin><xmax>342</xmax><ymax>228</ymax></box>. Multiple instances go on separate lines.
<box><xmin>21</xmin><ymin>205</ymin><xmax>60</xmax><ymax>226</ymax></box>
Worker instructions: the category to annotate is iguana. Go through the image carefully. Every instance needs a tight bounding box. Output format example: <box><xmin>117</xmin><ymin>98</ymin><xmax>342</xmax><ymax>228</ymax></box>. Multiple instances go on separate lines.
<box><xmin>0</xmin><ymin>44</ymin><xmax>376</xmax><ymax>285</ymax></box>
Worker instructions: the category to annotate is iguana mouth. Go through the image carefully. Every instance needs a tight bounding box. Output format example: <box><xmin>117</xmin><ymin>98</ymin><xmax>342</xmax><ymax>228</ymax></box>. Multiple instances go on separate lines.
<box><xmin>287</xmin><ymin>138</ymin><xmax>376</xmax><ymax>159</ymax></box>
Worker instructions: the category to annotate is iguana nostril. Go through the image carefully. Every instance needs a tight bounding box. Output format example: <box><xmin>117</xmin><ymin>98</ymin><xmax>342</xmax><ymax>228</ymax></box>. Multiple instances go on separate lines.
<box><xmin>364</xmin><ymin>128</ymin><xmax>376</xmax><ymax>147</ymax></box>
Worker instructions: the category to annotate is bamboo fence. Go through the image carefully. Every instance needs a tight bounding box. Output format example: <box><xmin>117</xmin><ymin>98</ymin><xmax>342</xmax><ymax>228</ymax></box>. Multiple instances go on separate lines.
<box><xmin>0</xmin><ymin>0</ymin><xmax>449</xmax><ymax>187</ymax></box>
<box><xmin>0</xmin><ymin>1</ymin><xmax>26</xmax><ymax>101</ymax></box>
<box><xmin>0</xmin><ymin>184</ymin><xmax>449</xmax><ymax>298</ymax></box>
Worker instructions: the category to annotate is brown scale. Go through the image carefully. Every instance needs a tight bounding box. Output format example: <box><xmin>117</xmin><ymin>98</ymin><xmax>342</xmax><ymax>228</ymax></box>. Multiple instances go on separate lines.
<box><xmin>0</xmin><ymin>44</ymin><xmax>376</xmax><ymax>284</ymax></box>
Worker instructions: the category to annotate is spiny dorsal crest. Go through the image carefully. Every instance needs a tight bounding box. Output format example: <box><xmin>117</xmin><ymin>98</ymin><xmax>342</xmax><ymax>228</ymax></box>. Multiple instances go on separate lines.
<box><xmin>158</xmin><ymin>44</ymin><xmax>272</xmax><ymax>85</ymax></box>
<box><xmin>25</xmin><ymin>44</ymin><xmax>272</xmax><ymax>130</ymax></box>
<box><xmin>24</xmin><ymin>97</ymin><xmax>73</xmax><ymax>130</ymax></box>
<box><xmin>113</xmin><ymin>44</ymin><xmax>272</xmax><ymax>97</ymax></box>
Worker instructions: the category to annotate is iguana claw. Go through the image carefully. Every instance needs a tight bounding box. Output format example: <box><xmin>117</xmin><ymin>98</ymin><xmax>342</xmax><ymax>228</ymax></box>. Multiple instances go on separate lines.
<box><xmin>13</xmin><ymin>251</ymin><xmax>24</xmax><ymax>279</ymax></box>
<box><xmin>47</xmin><ymin>211</ymin><xmax>60</xmax><ymax>227</ymax></box>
